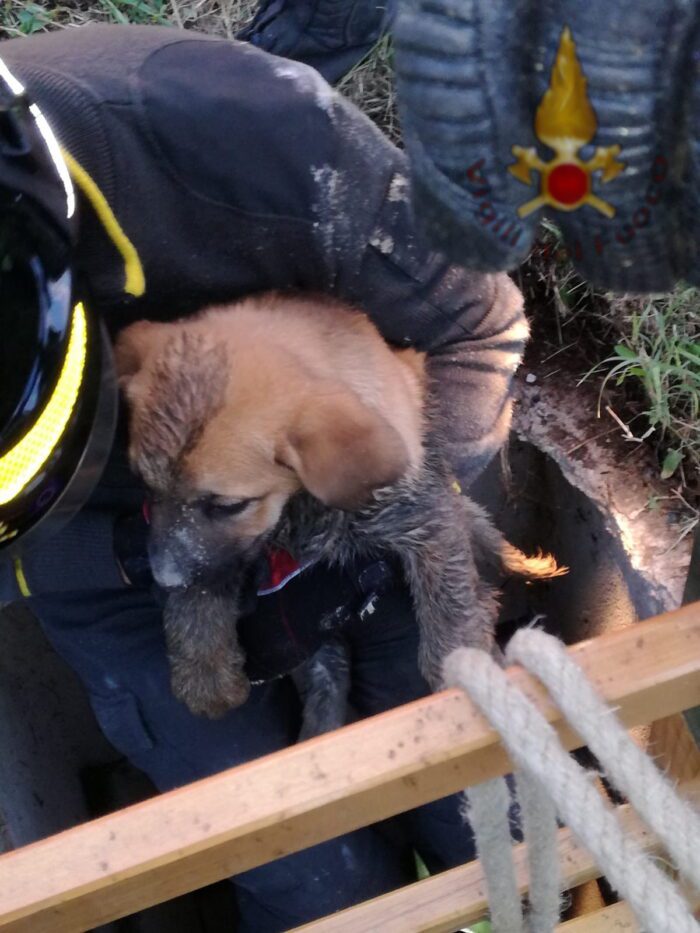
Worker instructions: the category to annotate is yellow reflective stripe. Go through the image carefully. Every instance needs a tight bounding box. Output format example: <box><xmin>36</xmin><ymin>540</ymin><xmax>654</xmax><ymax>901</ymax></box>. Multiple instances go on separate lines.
<box><xmin>60</xmin><ymin>148</ymin><xmax>145</xmax><ymax>298</ymax></box>
<box><xmin>13</xmin><ymin>557</ymin><xmax>31</xmax><ymax>597</ymax></box>
<box><xmin>0</xmin><ymin>521</ymin><xmax>18</xmax><ymax>544</ymax></box>
<box><xmin>0</xmin><ymin>303</ymin><xmax>87</xmax><ymax>505</ymax></box>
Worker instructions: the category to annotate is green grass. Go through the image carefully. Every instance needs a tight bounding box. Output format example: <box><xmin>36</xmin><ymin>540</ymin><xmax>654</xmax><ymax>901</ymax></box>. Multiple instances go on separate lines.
<box><xmin>1</xmin><ymin>0</ymin><xmax>55</xmax><ymax>34</ymax></box>
<box><xmin>336</xmin><ymin>35</ymin><xmax>400</xmax><ymax>144</ymax></box>
<box><xmin>522</xmin><ymin>220</ymin><xmax>699</xmax><ymax>494</ymax></box>
<box><xmin>90</xmin><ymin>0</ymin><xmax>171</xmax><ymax>26</ymax></box>
<box><xmin>1</xmin><ymin>1</ymin><xmax>170</xmax><ymax>37</ymax></box>
<box><xmin>588</xmin><ymin>287</ymin><xmax>700</xmax><ymax>482</ymax></box>
<box><xmin>0</xmin><ymin>0</ymin><xmax>257</xmax><ymax>38</ymax></box>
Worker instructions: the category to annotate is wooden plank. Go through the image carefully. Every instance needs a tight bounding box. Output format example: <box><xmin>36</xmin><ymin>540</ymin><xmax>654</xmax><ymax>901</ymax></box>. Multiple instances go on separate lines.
<box><xmin>294</xmin><ymin>781</ymin><xmax>700</xmax><ymax>932</ymax></box>
<box><xmin>648</xmin><ymin>712</ymin><xmax>700</xmax><ymax>784</ymax></box>
<box><xmin>557</xmin><ymin>887</ymin><xmax>700</xmax><ymax>931</ymax></box>
<box><xmin>0</xmin><ymin>603</ymin><xmax>698</xmax><ymax>932</ymax></box>
<box><xmin>565</xmin><ymin>879</ymin><xmax>606</xmax><ymax>920</ymax></box>
<box><xmin>557</xmin><ymin>901</ymin><xmax>638</xmax><ymax>931</ymax></box>
<box><xmin>563</xmin><ymin>712</ymin><xmax>700</xmax><ymax>925</ymax></box>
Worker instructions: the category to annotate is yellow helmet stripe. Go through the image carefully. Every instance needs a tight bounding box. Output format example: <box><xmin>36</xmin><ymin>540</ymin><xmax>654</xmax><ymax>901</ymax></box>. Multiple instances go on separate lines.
<box><xmin>0</xmin><ymin>303</ymin><xmax>88</xmax><ymax>505</ymax></box>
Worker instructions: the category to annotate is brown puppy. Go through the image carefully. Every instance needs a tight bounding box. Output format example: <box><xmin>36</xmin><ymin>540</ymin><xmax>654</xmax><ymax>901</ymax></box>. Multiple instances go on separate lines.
<box><xmin>116</xmin><ymin>293</ymin><xmax>563</xmax><ymax>719</ymax></box>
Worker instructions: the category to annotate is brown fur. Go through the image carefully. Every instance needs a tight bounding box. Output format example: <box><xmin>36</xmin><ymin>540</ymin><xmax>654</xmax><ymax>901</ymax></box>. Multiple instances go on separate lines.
<box><xmin>116</xmin><ymin>292</ymin><xmax>564</xmax><ymax>721</ymax></box>
<box><xmin>116</xmin><ymin>327</ymin><xmax>229</xmax><ymax>493</ymax></box>
<box><xmin>114</xmin><ymin>293</ymin><xmax>427</xmax><ymax>574</ymax></box>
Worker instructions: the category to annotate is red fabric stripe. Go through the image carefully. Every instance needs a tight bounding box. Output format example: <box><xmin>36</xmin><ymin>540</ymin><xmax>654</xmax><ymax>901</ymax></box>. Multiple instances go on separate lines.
<box><xmin>266</xmin><ymin>548</ymin><xmax>301</xmax><ymax>590</ymax></box>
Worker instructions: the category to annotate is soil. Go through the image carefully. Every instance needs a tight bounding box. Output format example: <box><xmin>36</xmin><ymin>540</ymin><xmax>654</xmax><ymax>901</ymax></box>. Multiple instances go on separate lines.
<box><xmin>514</xmin><ymin>243</ymin><xmax>699</xmax><ymax>518</ymax></box>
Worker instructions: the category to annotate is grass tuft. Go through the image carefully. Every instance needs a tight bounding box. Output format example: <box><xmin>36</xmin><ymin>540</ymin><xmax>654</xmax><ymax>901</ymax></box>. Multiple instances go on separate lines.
<box><xmin>336</xmin><ymin>35</ymin><xmax>400</xmax><ymax>144</ymax></box>
<box><xmin>521</xmin><ymin>221</ymin><xmax>699</xmax><ymax>492</ymax></box>
<box><xmin>0</xmin><ymin>0</ymin><xmax>261</xmax><ymax>38</ymax></box>
<box><xmin>589</xmin><ymin>287</ymin><xmax>700</xmax><ymax>482</ymax></box>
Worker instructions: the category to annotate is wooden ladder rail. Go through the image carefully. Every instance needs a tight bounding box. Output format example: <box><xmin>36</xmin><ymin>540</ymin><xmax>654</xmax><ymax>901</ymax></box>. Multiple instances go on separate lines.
<box><xmin>0</xmin><ymin>602</ymin><xmax>698</xmax><ymax>932</ymax></box>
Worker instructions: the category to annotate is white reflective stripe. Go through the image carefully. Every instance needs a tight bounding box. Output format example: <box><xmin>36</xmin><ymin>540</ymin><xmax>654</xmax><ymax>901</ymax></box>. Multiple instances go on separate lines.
<box><xmin>0</xmin><ymin>58</ymin><xmax>75</xmax><ymax>220</ymax></box>
<box><xmin>0</xmin><ymin>57</ymin><xmax>75</xmax><ymax>220</ymax></box>
<box><xmin>257</xmin><ymin>559</ymin><xmax>315</xmax><ymax>596</ymax></box>
<box><xmin>0</xmin><ymin>57</ymin><xmax>25</xmax><ymax>96</ymax></box>
<box><xmin>29</xmin><ymin>103</ymin><xmax>75</xmax><ymax>219</ymax></box>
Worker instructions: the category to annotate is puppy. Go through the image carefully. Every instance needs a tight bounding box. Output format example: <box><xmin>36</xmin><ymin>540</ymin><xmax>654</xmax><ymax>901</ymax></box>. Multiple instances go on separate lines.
<box><xmin>115</xmin><ymin>293</ymin><xmax>563</xmax><ymax>722</ymax></box>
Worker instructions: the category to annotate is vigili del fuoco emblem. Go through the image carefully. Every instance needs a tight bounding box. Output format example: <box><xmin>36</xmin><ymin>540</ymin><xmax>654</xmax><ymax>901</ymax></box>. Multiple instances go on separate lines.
<box><xmin>509</xmin><ymin>27</ymin><xmax>626</xmax><ymax>218</ymax></box>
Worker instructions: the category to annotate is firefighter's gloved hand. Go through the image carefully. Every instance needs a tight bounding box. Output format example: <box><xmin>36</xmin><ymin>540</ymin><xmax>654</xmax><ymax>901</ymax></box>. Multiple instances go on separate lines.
<box><xmin>393</xmin><ymin>0</ymin><xmax>700</xmax><ymax>292</ymax></box>
<box><xmin>238</xmin><ymin>555</ymin><xmax>398</xmax><ymax>683</ymax></box>
<box><xmin>238</xmin><ymin>0</ymin><xmax>393</xmax><ymax>83</ymax></box>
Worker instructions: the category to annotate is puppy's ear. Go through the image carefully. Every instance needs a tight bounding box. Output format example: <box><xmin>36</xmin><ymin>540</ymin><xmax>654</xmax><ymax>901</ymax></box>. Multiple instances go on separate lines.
<box><xmin>277</xmin><ymin>390</ymin><xmax>409</xmax><ymax>510</ymax></box>
<box><xmin>113</xmin><ymin>321</ymin><xmax>167</xmax><ymax>389</ymax></box>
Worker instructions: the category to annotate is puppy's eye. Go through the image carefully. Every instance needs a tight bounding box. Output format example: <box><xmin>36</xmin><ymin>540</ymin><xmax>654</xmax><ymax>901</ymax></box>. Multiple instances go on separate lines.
<box><xmin>202</xmin><ymin>498</ymin><xmax>253</xmax><ymax>519</ymax></box>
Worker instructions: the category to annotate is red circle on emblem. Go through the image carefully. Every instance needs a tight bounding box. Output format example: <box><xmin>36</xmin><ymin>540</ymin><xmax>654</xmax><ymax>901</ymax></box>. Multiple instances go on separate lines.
<box><xmin>547</xmin><ymin>163</ymin><xmax>589</xmax><ymax>205</ymax></box>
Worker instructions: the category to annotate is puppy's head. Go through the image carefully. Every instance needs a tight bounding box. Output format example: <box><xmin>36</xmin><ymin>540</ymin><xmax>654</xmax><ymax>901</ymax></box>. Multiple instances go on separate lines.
<box><xmin>115</xmin><ymin>313</ymin><xmax>408</xmax><ymax>590</ymax></box>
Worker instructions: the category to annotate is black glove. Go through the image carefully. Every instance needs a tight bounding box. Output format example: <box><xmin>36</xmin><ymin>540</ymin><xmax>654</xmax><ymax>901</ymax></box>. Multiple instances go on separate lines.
<box><xmin>238</xmin><ymin>0</ymin><xmax>393</xmax><ymax>84</ymax></box>
<box><xmin>238</xmin><ymin>554</ymin><xmax>399</xmax><ymax>682</ymax></box>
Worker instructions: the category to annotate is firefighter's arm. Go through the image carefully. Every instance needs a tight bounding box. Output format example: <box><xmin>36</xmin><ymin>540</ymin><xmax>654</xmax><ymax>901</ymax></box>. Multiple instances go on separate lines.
<box><xmin>316</xmin><ymin>96</ymin><xmax>528</xmax><ymax>488</ymax></box>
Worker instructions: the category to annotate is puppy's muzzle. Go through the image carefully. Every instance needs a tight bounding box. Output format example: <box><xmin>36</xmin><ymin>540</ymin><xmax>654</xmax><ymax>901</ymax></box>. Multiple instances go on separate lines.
<box><xmin>148</xmin><ymin>540</ymin><xmax>193</xmax><ymax>589</ymax></box>
<box><xmin>149</xmin><ymin>532</ymin><xmax>266</xmax><ymax>595</ymax></box>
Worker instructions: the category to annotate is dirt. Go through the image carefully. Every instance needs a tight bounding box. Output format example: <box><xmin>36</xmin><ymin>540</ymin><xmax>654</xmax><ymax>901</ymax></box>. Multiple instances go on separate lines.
<box><xmin>511</xmin><ymin>362</ymin><xmax>693</xmax><ymax>614</ymax></box>
<box><xmin>515</xmin><ymin>238</ymin><xmax>699</xmax><ymax>515</ymax></box>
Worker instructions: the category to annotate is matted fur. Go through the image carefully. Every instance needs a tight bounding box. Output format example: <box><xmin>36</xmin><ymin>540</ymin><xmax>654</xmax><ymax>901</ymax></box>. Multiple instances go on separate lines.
<box><xmin>120</xmin><ymin>330</ymin><xmax>229</xmax><ymax>493</ymax></box>
<box><xmin>117</xmin><ymin>293</ymin><xmax>564</xmax><ymax>723</ymax></box>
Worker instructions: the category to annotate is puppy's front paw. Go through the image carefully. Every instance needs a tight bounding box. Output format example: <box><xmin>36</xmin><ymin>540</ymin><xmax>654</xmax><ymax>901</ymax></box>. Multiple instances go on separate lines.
<box><xmin>171</xmin><ymin>661</ymin><xmax>251</xmax><ymax>718</ymax></box>
<box><xmin>164</xmin><ymin>584</ymin><xmax>250</xmax><ymax>718</ymax></box>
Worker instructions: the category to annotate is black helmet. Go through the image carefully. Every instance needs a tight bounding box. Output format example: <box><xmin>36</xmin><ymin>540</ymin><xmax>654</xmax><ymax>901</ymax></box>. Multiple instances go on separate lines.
<box><xmin>0</xmin><ymin>58</ymin><xmax>116</xmax><ymax>557</ymax></box>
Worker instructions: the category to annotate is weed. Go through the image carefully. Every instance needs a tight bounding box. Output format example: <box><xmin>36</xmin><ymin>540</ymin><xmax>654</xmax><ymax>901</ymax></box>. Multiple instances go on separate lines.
<box><xmin>1</xmin><ymin>1</ymin><xmax>55</xmax><ymax>35</ymax></box>
<box><xmin>585</xmin><ymin>287</ymin><xmax>700</xmax><ymax>483</ymax></box>
<box><xmin>522</xmin><ymin>222</ymin><xmax>699</xmax><ymax>489</ymax></box>
<box><xmin>97</xmin><ymin>0</ymin><xmax>171</xmax><ymax>27</ymax></box>
<box><xmin>0</xmin><ymin>0</ymin><xmax>258</xmax><ymax>38</ymax></box>
<box><xmin>336</xmin><ymin>34</ymin><xmax>399</xmax><ymax>144</ymax></box>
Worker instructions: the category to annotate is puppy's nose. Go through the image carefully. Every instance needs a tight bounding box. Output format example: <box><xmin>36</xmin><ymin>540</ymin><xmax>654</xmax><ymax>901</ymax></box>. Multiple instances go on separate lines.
<box><xmin>148</xmin><ymin>543</ymin><xmax>192</xmax><ymax>589</ymax></box>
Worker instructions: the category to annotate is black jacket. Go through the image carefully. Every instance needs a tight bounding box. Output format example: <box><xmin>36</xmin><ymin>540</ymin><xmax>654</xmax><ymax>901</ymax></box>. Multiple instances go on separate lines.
<box><xmin>0</xmin><ymin>24</ymin><xmax>526</xmax><ymax>600</ymax></box>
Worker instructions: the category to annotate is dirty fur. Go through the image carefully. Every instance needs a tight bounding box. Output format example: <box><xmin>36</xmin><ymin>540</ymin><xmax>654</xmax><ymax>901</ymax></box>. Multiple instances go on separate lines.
<box><xmin>291</xmin><ymin>639</ymin><xmax>352</xmax><ymax>741</ymax></box>
<box><xmin>116</xmin><ymin>293</ymin><xmax>565</xmax><ymax>730</ymax></box>
<box><xmin>123</xmin><ymin>330</ymin><xmax>229</xmax><ymax>492</ymax></box>
<box><xmin>162</xmin><ymin>415</ymin><xmax>562</xmax><ymax>726</ymax></box>
<box><xmin>271</xmin><ymin>420</ymin><xmax>561</xmax><ymax>688</ymax></box>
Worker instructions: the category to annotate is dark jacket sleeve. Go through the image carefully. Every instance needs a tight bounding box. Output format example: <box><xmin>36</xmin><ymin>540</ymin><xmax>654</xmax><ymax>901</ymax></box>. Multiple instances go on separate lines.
<box><xmin>116</xmin><ymin>38</ymin><xmax>529</xmax><ymax>487</ymax></box>
<box><xmin>0</xmin><ymin>511</ymin><xmax>126</xmax><ymax>602</ymax></box>
<box><xmin>312</xmin><ymin>93</ymin><xmax>529</xmax><ymax>487</ymax></box>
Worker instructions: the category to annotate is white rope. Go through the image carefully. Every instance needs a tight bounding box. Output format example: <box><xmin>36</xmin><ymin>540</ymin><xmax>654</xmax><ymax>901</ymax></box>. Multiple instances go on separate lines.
<box><xmin>464</xmin><ymin>777</ymin><xmax>525</xmax><ymax>932</ymax></box>
<box><xmin>443</xmin><ymin>648</ymin><xmax>700</xmax><ymax>933</ymax></box>
<box><xmin>515</xmin><ymin>770</ymin><xmax>561</xmax><ymax>933</ymax></box>
<box><xmin>507</xmin><ymin>626</ymin><xmax>700</xmax><ymax>893</ymax></box>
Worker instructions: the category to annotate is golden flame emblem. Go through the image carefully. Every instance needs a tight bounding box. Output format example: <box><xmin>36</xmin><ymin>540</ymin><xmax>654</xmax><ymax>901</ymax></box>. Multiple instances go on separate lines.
<box><xmin>509</xmin><ymin>27</ymin><xmax>625</xmax><ymax>218</ymax></box>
